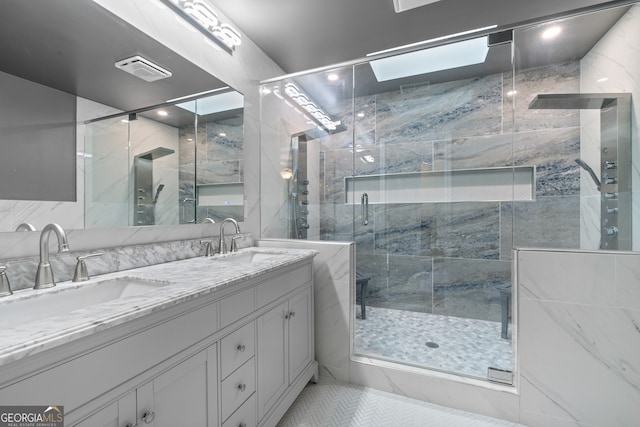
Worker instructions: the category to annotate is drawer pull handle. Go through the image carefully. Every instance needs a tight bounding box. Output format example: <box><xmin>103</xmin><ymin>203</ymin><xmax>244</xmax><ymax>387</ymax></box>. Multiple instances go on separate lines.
<box><xmin>239</xmin><ymin>423</ymin><xmax>247</xmax><ymax>427</ymax></box>
<box><xmin>125</xmin><ymin>423</ymin><xmax>137</xmax><ymax>427</ymax></box>
<box><xmin>238</xmin><ymin>383</ymin><xmax>247</xmax><ymax>392</ymax></box>
<box><xmin>289</xmin><ymin>311</ymin><xmax>296</xmax><ymax>318</ymax></box>
<box><xmin>141</xmin><ymin>410</ymin><xmax>155</xmax><ymax>424</ymax></box>
<box><xmin>237</xmin><ymin>344</ymin><xmax>246</xmax><ymax>352</ymax></box>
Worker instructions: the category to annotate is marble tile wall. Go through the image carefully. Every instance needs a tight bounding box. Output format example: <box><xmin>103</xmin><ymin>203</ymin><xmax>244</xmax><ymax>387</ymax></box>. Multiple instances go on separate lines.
<box><xmin>517</xmin><ymin>248</ymin><xmax>640</xmax><ymax>426</ymax></box>
<box><xmin>256</xmin><ymin>239</ymin><xmax>354</xmax><ymax>383</ymax></box>
<box><xmin>85</xmin><ymin>115</ymin><xmax>180</xmax><ymax>228</ymax></box>
<box><xmin>316</xmin><ymin>61</ymin><xmax>581</xmax><ymax>321</ymax></box>
<box><xmin>178</xmin><ymin>118</ymin><xmax>244</xmax><ymax>224</ymax></box>
<box><xmin>580</xmin><ymin>4</ymin><xmax>640</xmax><ymax>250</ymax></box>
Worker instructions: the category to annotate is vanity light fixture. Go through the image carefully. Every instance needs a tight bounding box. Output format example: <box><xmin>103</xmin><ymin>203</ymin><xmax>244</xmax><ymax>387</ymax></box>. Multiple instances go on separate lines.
<box><xmin>161</xmin><ymin>0</ymin><xmax>241</xmax><ymax>53</ymax></box>
<box><xmin>283</xmin><ymin>83</ymin><xmax>341</xmax><ymax>131</ymax></box>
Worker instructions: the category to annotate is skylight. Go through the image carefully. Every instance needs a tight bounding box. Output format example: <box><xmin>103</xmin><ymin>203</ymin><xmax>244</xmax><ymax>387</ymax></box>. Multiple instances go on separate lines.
<box><xmin>369</xmin><ymin>36</ymin><xmax>489</xmax><ymax>82</ymax></box>
<box><xmin>176</xmin><ymin>90</ymin><xmax>243</xmax><ymax>115</ymax></box>
<box><xmin>393</xmin><ymin>0</ymin><xmax>442</xmax><ymax>13</ymax></box>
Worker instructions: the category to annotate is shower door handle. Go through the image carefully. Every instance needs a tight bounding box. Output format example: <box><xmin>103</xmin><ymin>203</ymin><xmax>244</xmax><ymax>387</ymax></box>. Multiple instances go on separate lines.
<box><xmin>361</xmin><ymin>193</ymin><xmax>369</xmax><ymax>225</ymax></box>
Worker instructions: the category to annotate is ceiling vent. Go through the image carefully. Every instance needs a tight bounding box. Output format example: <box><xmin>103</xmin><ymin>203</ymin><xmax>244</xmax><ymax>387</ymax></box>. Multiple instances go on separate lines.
<box><xmin>114</xmin><ymin>55</ymin><xmax>172</xmax><ymax>82</ymax></box>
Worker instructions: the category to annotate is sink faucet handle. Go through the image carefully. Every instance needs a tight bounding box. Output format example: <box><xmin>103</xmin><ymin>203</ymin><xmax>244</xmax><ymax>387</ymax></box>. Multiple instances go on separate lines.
<box><xmin>0</xmin><ymin>266</ymin><xmax>13</xmax><ymax>297</ymax></box>
<box><xmin>200</xmin><ymin>240</ymin><xmax>214</xmax><ymax>257</ymax></box>
<box><xmin>230</xmin><ymin>236</ymin><xmax>242</xmax><ymax>253</ymax></box>
<box><xmin>73</xmin><ymin>253</ymin><xmax>103</xmax><ymax>282</ymax></box>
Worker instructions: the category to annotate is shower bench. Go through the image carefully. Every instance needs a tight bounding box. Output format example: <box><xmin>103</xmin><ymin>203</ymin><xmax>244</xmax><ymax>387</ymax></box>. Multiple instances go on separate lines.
<box><xmin>497</xmin><ymin>284</ymin><xmax>512</xmax><ymax>339</ymax></box>
<box><xmin>356</xmin><ymin>271</ymin><xmax>370</xmax><ymax>320</ymax></box>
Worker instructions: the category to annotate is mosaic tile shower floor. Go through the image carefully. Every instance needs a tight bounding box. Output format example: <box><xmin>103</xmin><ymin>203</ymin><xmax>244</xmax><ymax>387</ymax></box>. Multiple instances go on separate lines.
<box><xmin>278</xmin><ymin>377</ymin><xmax>524</xmax><ymax>427</ymax></box>
<box><xmin>354</xmin><ymin>307</ymin><xmax>513</xmax><ymax>379</ymax></box>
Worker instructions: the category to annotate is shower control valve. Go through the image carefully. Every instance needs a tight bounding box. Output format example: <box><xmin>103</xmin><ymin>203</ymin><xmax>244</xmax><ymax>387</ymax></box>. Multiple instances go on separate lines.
<box><xmin>301</xmin><ymin>200</ymin><xmax>309</xmax><ymax>205</ymax></box>
<box><xmin>605</xmin><ymin>177</ymin><xmax>618</xmax><ymax>185</ymax></box>
<box><xmin>604</xmin><ymin>192</ymin><xmax>618</xmax><ymax>200</ymax></box>
<box><xmin>301</xmin><ymin>190</ymin><xmax>309</xmax><ymax>195</ymax></box>
<box><xmin>606</xmin><ymin>206</ymin><xmax>618</xmax><ymax>214</ymax></box>
<box><xmin>604</xmin><ymin>161</ymin><xmax>618</xmax><ymax>169</ymax></box>
<box><xmin>605</xmin><ymin>226</ymin><xmax>619</xmax><ymax>237</ymax></box>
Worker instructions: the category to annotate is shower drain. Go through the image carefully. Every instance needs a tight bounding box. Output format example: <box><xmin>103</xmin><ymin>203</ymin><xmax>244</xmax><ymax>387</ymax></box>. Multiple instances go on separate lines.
<box><xmin>425</xmin><ymin>341</ymin><xmax>439</xmax><ymax>349</ymax></box>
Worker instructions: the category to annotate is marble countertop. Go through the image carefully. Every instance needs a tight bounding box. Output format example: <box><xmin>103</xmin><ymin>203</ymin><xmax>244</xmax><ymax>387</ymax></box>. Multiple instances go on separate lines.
<box><xmin>0</xmin><ymin>247</ymin><xmax>317</xmax><ymax>367</ymax></box>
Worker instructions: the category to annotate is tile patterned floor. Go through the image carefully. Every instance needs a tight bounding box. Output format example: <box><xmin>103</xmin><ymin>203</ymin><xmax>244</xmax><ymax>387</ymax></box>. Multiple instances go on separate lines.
<box><xmin>354</xmin><ymin>307</ymin><xmax>513</xmax><ymax>379</ymax></box>
<box><xmin>278</xmin><ymin>377</ymin><xmax>524</xmax><ymax>427</ymax></box>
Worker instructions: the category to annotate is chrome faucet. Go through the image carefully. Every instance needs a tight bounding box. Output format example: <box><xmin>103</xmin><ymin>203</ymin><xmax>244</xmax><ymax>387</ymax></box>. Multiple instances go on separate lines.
<box><xmin>15</xmin><ymin>222</ymin><xmax>36</xmax><ymax>232</ymax></box>
<box><xmin>0</xmin><ymin>266</ymin><xmax>13</xmax><ymax>297</ymax></box>
<box><xmin>218</xmin><ymin>218</ymin><xmax>240</xmax><ymax>254</ymax></box>
<box><xmin>34</xmin><ymin>223</ymin><xmax>70</xmax><ymax>289</ymax></box>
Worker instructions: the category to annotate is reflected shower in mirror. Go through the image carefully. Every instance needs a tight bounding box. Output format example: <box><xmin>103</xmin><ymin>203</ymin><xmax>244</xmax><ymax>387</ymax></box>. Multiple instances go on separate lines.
<box><xmin>85</xmin><ymin>89</ymin><xmax>244</xmax><ymax>228</ymax></box>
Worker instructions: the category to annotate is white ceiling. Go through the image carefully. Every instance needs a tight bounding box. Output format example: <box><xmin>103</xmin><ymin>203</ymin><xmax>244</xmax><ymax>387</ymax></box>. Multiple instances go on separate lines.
<box><xmin>213</xmin><ymin>0</ymin><xmax>632</xmax><ymax>74</ymax></box>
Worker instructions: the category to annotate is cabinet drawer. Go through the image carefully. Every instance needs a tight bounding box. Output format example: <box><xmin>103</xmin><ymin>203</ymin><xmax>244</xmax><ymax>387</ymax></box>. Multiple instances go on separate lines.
<box><xmin>220</xmin><ymin>287</ymin><xmax>255</xmax><ymax>328</ymax></box>
<box><xmin>222</xmin><ymin>393</ymin><xmax>256</xmax><ymax>427</ymax></box>
<box><xmin>221</xmin><ymin>321</ymin><xmax>255</xmax><ymax>379</ymax></box>
<box><xmin>221</xmin><ymin>357</ymin><xmax>256</xmax><ymax>422</ymax></box>
<box><xmin>256</xmin><ymin>264</ymin><xmax>312</xmax><ymax>308</ymax></box>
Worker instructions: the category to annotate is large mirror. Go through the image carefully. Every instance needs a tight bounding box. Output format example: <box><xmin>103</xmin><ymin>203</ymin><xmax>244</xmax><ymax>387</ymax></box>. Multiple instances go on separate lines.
<box><xmin>85</xmin><ymin>90</ymin><xmax>244</xmax><ymax>228</ymax></box>
<box><xmin>0</xmin><ymin>0</ymin><xmax>244</xmax><ymax>232</ymax></box>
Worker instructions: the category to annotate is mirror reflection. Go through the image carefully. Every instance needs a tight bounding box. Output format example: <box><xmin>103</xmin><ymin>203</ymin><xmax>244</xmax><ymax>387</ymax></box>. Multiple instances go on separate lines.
<box><xmin>85</xmin><ymin>90</ymin><xmax>245</xmax><ymax>228</ymax></box>
<box><xmin>0</xmin><ymin>0</ymin><xmax>244</xmax><ymax>232</ymax></box>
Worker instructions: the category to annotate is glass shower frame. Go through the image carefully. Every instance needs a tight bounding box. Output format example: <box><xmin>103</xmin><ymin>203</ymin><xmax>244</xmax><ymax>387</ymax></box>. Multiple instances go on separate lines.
<box><xmin>259</xmin><ymin>1</ymin><xmax>639</xmax><ymax>385</ymax></box>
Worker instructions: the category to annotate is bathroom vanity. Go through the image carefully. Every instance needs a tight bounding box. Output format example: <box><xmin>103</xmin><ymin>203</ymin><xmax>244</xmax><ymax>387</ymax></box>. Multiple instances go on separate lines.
<box><xmin>0</xmin><ymin>247</ymin><xmax>317</xmax><ymax>427</ymax></box>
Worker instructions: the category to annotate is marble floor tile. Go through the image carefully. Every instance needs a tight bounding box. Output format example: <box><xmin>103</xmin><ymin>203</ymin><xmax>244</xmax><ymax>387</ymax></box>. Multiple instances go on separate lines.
<box><xmin>354</xmin><ymin>307</ymin><xmax>513</xmax><ymax>379</ymax></box>
<box><xmin>278</xmin><ymin>377</ymin><xmax>524</xmax><ymax>427</ymax></box>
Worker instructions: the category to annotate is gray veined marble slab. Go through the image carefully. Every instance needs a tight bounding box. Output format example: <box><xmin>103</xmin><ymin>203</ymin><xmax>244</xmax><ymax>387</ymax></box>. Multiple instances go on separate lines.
<box><xmin>0</xmin><ymin>247</ymin><xmax>317</xmax><ymax>367</ymax></box>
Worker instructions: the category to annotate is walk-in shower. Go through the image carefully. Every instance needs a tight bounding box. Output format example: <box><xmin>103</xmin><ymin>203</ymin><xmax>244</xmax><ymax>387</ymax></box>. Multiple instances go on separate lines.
<box><xmin>260</xmin><ymin>3</ymin><xmax>638</xmax><ymax>383</ymax></box>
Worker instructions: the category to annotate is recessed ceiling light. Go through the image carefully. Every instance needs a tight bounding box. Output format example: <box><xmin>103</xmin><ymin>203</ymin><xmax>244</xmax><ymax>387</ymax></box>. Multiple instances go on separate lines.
<box><xmin>507</xmin><ymin>90</ymin><xmax>517</xmax><ymax>97</ymax></box>
<box><xmin>541</xmin><ymin>26</ymin><xmax>562</xmax><ymax>40</ymax></box>
<box><xmin>357</xmin><ymin>112</ymin><xmax>365</xmax><ymax>118</ymax></box>
<box><xmin>597</xmin><ymin>77</ymin><xmax>609</xmax><ymax>83</ymax></box>
<box><xmin>157</xmin><ymin>110</ymin><xmax>169</xmax><ymax>116</ymax></box>
<box><xmin>219</xmin><ymin>132</ymin><xmax>227</xmax><ymax>137</ymax></box>
<box><xmin>327</xmin><ymin>73</ymin><xmax>339</xmax><ymax>81</ymax></box>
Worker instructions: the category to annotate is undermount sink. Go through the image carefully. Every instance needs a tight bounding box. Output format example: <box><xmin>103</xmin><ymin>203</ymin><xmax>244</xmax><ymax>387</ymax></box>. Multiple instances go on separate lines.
<box><xmin>0</xmin><ymin>277</ymin><xmax>171</xmax><ymax>328</ymax></box>
<box><xmin>211</xmin><ymin>250</ymin><xmax>282</xmax><ymax>264</ymax></box>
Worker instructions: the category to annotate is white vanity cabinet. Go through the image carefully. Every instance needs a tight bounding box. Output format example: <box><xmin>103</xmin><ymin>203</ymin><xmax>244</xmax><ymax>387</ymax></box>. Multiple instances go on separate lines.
<box><xmin>257</xmin><ymin>285</ymin><xmax>313</xmax><ymax>424</ymax></box>
<box><xmin>75</xmin><ymin>345</ymin><xmax>217</xmax><ymax>427</ymax></box>
<box><xmin>0</xmin><ymin>254</ymin><xmax>316</xmax><ymax>427</ymax></box>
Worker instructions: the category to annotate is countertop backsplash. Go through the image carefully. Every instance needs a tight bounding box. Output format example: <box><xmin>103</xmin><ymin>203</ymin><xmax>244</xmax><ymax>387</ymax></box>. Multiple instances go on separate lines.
<box><xmin>1</xmin><ymin>233</ymin><xmax>253</xmax><ymax>292</ymax></box>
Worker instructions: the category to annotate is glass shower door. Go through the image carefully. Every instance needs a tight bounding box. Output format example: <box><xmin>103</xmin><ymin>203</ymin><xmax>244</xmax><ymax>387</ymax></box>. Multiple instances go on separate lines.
<box><xmin>350</xmin><ymin>35</ymin><xmax>516</xmax><ymax>382</ymax></box>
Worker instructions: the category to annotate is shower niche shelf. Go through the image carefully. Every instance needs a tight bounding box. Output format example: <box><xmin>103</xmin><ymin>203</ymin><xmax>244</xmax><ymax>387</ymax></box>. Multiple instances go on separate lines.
<box><xmin>344</xmin><ymin>166</ymin><xmax>535</xmax><ymax>204</ymax></box>
<box><xmin>197</xmin><ymin>182</ymin><xmax>244</xmax><ymax>207</ymax></box>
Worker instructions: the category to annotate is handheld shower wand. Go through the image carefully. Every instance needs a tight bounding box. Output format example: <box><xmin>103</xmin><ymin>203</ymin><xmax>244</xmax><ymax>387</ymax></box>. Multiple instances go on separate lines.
<box><xmin>153</xmin><ymin>184</ymin><xmax>165</xmax><ymax>204</ymax></box>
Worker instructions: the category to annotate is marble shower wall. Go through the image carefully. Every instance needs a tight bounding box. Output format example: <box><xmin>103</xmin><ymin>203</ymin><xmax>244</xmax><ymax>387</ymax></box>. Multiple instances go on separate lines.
<box><xmin>178</xmin><ymin>117</ymin><xmax>244</xmax><ymax>224</ymax></box>
<box><xmin>580</xmin><ymin>4</ymin><xmax>640</xmax><ymax>250</ymax></box>
<box><xmin>85</xmin><ymin>115</ymin><xmax>179</xmax><ymax>228</ymax></box>
<box><xmin>319</xmin><ymin>61</ymin><xmax>581</xmax><ymax>322</ymax></box>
